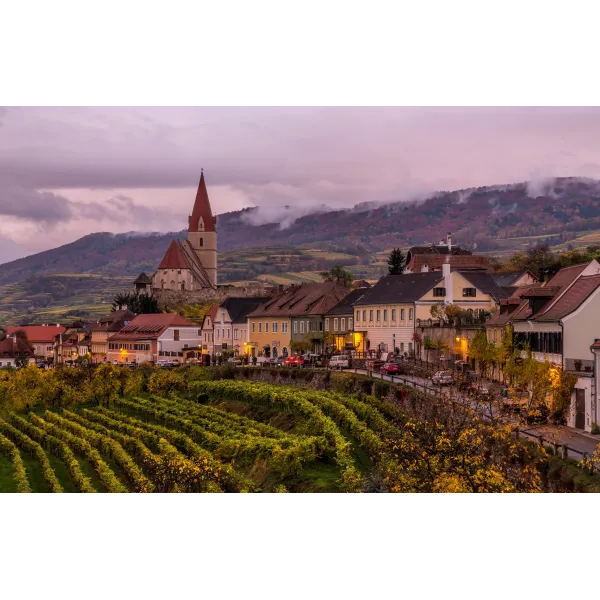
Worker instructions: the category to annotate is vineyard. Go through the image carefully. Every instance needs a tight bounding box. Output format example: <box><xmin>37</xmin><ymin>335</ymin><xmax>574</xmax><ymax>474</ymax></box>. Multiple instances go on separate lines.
<box><xmin>0</xmin><ymin>364</ymin><xmax>597</xmax><ymax>492</ymax></box>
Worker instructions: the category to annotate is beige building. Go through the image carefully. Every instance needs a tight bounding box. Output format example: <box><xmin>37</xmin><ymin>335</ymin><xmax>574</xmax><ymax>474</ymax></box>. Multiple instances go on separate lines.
<box><xmin>90</xmin><ymin>310</ymin><xmax>134</xmax><ymax>363</ymax></box>
<box><xmin>5</xmin><ymin>325</ymin><xmax>66</xmax><ymax>361</ymax></box>
<box><xmin>151</xmin><ymin>171</ymin><xmax>217</xmax><ymax>292</ymax></box>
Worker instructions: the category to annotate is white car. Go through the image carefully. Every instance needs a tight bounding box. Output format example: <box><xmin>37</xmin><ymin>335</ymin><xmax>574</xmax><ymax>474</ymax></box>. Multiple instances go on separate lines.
<box><xmin>432</xmin><ymin>370</ymin><xmax>454</xmax><ymax>385</ymax></box>
<box><xmin>329</xmin><ymin>355</ymin><xmax>350</xmax><ymax>369</ymax></box>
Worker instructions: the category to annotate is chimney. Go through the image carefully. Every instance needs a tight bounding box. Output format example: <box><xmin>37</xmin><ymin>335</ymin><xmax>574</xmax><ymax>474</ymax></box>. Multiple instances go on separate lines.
<box><xmin>447</xmin><ymin>232</ymin><xmax>452</xmax><ymax>251</ymax></box>
<box><xmin>442</xmin><ymin>257</ymin><xmax>453</xmax><ymax>303</ymax></box>
<box><xmin>421</xmin><ymin>264</ymin><xmax>429</xmax><ymax>273</ymax></box>
<box><xmin>442</xmin><ymin>257</ymin><xmax>451</xmax><ymax>278</ymax></box>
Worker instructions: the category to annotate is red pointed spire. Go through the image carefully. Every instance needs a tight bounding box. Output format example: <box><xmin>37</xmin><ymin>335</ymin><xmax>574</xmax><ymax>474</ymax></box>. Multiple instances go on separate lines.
<box><xmin>188</xmin><ymin>170</ymin><xmax>216</xmax><ymax>233</ymax></box>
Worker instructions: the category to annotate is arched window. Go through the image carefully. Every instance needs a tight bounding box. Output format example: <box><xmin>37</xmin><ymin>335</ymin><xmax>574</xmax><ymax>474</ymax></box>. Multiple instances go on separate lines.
<box><xmin>161</xmin><ymin>280</ymin><xmax>165</xmax><ymax>289</ymax></box>
<box><xmin>272</xmin><ymin>347</ymin><xmax>278</xmax><ymax>358</ymax></box>
<box><xmin>200</xmin><ymin>237</ymin><xmax>204</xmax><ymax>247</ymax></box>
<box><xmin>170</xmin><ymin>280</ymin><xmax>175</xmax><ymax>289</ymax></box>
<box><xmin>181</xmin><ymin>281</ymin><xmax>186</xmax><ymax>291</ymax></box>
<box><xmin>282</xmin><ymin>347</ymin><xmax>289</xmax><ymax>357</ymax></box>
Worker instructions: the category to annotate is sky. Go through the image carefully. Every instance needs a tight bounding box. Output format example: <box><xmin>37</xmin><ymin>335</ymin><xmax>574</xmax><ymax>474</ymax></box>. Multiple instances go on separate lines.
<box><xmin>2</xmin><ymin>106</ymin><xmax>600</xmax><ymax>261</ymax></box>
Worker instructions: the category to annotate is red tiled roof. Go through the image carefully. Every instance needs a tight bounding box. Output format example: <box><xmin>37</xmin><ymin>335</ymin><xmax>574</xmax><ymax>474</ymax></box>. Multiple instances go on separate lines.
<box><xmin>5</xmin><ymin>325</ymin><xmax>65</xmax><ymax>343</ymax></box>
<box><xmin>188</xmin><ymin>172</ymin><xmax>216</xmax><ymax>233</ymax></box>
<box><xmin>534</xmin><ymin>275</ymin><xmax>600</xmax><ymax>321</ymax></box>
<box><xmin>108</xmin><ymin>313</ymin><xmax>198</xmax><ymax>341</ymax></box>
<box><xmin>247</xmin><ymin>283</ymin><xmax>350</xmax><ymax>318</ymax></box>
<box><xmin>201</xmin><ymin>305</ymin><xmax>219</xmax><ymax>329</ymax></box>
<box><xmin>408</xmin><ymin>254</ymin><xmax>491</xmax><ymax>272</ymax></box>
<box><xmin>545</xmin><ymin>262</ymin><xmax>587</xmax><ymax>289</ymax></box>
<box><xmin>159</xmin><ymin>240</ymin><xmax>191</xmax><ymax>270</ymax></box>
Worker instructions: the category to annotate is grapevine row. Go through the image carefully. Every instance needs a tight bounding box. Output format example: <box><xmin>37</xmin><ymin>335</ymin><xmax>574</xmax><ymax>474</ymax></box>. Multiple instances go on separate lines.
<box><xmin>0</xmin><ymin>432</ymin><xmax>31</xmax><ymax>493</ymax></box>
<box><xmin>8</xmin><ymin>413</ymin><xmax>96</xmax><ymax>493</ymax></box>
<box><xmin>0</xmin><ymin>421</ymin><xmax>63</xmax><ymax>492</ymax></box>
<box><xmin>43</xmin><ymin>411</ymin><xmax>154</xmax><ymax>493</ymax></box>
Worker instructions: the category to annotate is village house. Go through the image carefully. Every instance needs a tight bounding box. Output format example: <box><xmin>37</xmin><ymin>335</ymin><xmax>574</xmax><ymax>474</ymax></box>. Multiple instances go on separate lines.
<box><xmin>200</xmin><ymin>305</ymin><xmax>218</xmax><ymax>358</ymax></box>
<box><xmin>325</xmin><ymin>288</ymin><xmax>369</xmax><ymax>354</ymax></box>
<box><xmin>5</xmin><ymin>325</ymin><xmax>66</xmax><ymax>362</ymax></box>
<box><xmin>107</xmin><ymin>313</ymin><xmax>202</xmax><ymax>365</ymax></box>
<box><xmin>404</xmin><ymin>233</ymin><xmax>492</xmax><ymax>274</ymax></box>
<box><xmin>54</xmin><ymin>322</ymin><xmax>93</xmax><ymax>365</ymax></box>
<box><xmin>0</xmin><ymin>334</ymin><xmax>34</xmax><ymax>368</ymax></box>
<box><xmin>90</xmin><ymin>310</ymin><xmax>135</xmax><ymax>363</ymax></box>
<box><xmin>247</xmin><ymin>283</ymin><xmax>349</xmax><ymax>358</ymax></box>
<box><xmin>486</xmin><ymin>260</ymin><xmax>600</xmax><ymax>432</ymax></box>
<box><xmin>212</xmin><ymin>297</ymin><xmax>270</xmax><ymax>358</ymax></box>
<box><xmin>353</xmin><ymin>272</ymin><xmax>444</xmax><ymax>355</ymax></box>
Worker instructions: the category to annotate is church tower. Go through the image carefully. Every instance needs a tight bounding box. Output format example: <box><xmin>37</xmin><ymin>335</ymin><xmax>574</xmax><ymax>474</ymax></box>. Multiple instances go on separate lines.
<box><xmin>188</xmin><ymin>170</ymin><xmax>217</xmax><ymax>287</ymax></box>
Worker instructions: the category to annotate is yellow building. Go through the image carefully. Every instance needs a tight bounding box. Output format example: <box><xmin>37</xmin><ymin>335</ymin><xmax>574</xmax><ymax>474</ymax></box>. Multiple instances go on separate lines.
<box><xmin>246</xmin><ymin>315</ymin><xmax>291</xmax><ymax>358</ymax></box>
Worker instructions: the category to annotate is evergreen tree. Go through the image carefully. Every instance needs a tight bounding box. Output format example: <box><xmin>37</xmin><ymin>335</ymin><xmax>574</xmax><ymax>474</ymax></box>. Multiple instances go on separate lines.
<box><xmin>387</xmin><ymin>248</ymin><xmax>406</xmax><ymax>275</ymax></box>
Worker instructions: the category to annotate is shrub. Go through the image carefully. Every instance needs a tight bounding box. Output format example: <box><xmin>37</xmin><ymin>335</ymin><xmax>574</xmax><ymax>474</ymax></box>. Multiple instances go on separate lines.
<box><xmin>147</xmin><ymin>370</ymin><xmax>186</xmax><ymax>396</ymax></box>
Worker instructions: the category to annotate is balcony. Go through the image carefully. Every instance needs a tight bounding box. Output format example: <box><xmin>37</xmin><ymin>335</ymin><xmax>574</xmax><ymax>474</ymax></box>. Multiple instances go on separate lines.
<box><xmin>565</xmin><ymin>358</ymin><xmax>595</xmax><ymax>377</ymax></box>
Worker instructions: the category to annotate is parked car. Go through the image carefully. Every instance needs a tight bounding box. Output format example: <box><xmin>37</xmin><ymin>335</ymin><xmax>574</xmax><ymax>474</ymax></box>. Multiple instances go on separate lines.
<box><xmin>157</xmin><ymin>360</ymin><xmax>170</xmax><ymax>368</ymax></box>
<box><xmin>227</xmin><ymin>357</ymin><xmax>242</xmax><ymax>366</ymax></box>
<box><xmin>467</xmin><ymin>383</ymin><xmax>489</xmax><ymax>396</ymax></box>
<box><xmin>432</xmin><ymin>370</ymin><xmax>454</xmax><ymax>385</ymax></box>
<box><xmin>284</xmin><ymin>355</ymin><xmax>304</xmax><ymax>367</ymax></box>
<box><xmin>380</xmin><ymin>362</ymin><xmax>401</xmax><ymax>375</ymax></box>
<box><xmin>329</xmin><ymin>355</ymin><xmax>350</xmax><ymax>369</ymax></box>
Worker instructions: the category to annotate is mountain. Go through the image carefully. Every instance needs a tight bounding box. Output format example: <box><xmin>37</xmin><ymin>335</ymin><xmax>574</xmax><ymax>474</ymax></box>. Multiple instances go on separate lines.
<box><xmin>2</xmin><ymin>177</ymin><xmax>600</xmax><ymax>287</ymax></box>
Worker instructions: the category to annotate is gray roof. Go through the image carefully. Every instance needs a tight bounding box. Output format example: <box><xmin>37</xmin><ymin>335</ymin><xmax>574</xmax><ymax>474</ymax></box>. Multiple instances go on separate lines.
<box><xmin>353</xmin><ymin>272</ymin><xmax>444</xmax><ymax>306</ymax></box>
<box><xmin>491</xmin><ymin>271</ymin><xmax>534</xmax><ymax>286</ymax></box>
<box><xmin>220</xmin><ymin>297</ymin><xmax>272</xmax><ymax>324</ymax></box>
<box><xmin>327</xmin><ymin>289</ymin><xmax>368</xmax><ymax>315</ymax></box>
<box><xmin>458</xmin><ymin>271</ymin><xmax>514</xmax><ymax>301</ymax></box>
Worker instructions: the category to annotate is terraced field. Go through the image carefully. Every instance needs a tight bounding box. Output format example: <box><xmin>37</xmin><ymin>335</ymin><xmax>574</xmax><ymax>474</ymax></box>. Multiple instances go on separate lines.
<box><xmin>0</xmin><ymin>381</ymin><xmax>402</xmax><ymax>492</ymax></box>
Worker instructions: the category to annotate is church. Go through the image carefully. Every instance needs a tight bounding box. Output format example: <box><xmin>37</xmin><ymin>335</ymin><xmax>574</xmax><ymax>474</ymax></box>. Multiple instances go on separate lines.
<box><xmin>151</xmin><ymin>171</ymin><xmax>218</xmax><ymax>292</ymax></box>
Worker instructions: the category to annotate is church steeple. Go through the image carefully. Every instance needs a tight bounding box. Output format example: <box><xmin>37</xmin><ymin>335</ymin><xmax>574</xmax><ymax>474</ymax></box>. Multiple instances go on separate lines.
<box><xmin>188</xmin><ymin>170</ymin><xmax>216</xmax><ymax>233</ymax></box>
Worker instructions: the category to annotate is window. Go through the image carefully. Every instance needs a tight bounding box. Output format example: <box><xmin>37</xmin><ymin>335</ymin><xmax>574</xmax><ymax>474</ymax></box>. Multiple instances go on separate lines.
<box><xmin>216</xmin><ymin>329</ymin><xmax>220</xmax><ymax>339</ymax></box>
<box><xmin>369</xmin><ymin>310</ymin><xmax>373</xmax><ymax>321</ymax></box>
<box><xmin>294</xmin><ymin>321</ymin><xmax>298</xmax><ymax>334</ymax></box>
<box><xmin>197</xmin><ymin>329</ymin><xmax>201</xmax><ymax>337</ymax></box>
<box><xmin>174</xmin><ymin>329</ymin><xmax>180</xmax><ymax>341</ymax></box>
<box><xmin>391</xmin><ymin>309</ymin><xmax>396</xmax><ymax>321</ymax></box>
<box><xmin>356</xmin><ymin>310</ymin><xmax>360</xmax><ymax>322</ymax></box>
<box><xmin>341</xmin><ymin>318</ymin><xmax>346</xmax><ymax>331</ymax></box>
<box><xmin>252</xmin><ymin>322</ymin><xmax>255</xmax><ymax>333</ymax></box>
<box><xmin>300</xmin><ymin>321</ymin><xmax>305</xmax><ymax>333</ymax></box>
<box><xmin>181</xmin><ymin>281</ymin><xmax>185</xmax><ymax>291</ymax></box>
<box><xmin>325</xmin><ymin>318</ymin><xmax>330</xmax><ymax>331</ymax></box>
<box><xmin>376</xmin><ymin>310</ymin><xmax>381</xmax><ymax>321</ymax></box>
<box><xmin>433</xmin><ymin>287</ymin><xmax>446</xmax><ymax>297</ymax></box>
<box><xmin>265</xmin><ymin>322</ymin><xmax>269</xmax><ymax>333</ymax></box>
<box><xmin>362</xmin><ymin>310</ymin><xmax>366</xmax><ymax>321</ymax></box>
<box><xmin>282</xmin><ymin>321</ymin><xmax>288</xmax><ymax>333</ymax></box>
<box><xmin>383</xmin><ymin>309</ymin><xmax>388</xmax><ymax>321</ymax></box>
<box><xmin>319</xmin><ymin>321</ymin><xmax>323</xmax><ymax>332</ymax></box>
<box><xmin>200</xmin><ymin>237</ymin><xmax>204</xmax><ymax>247</ymax></box>
<box><xmin>463</xmin><ymin>288</ymin><xmax>476</xmax><ymax>297</ymax></box>
<box><xmin>334</xmin><ymin>318</ymin><xmax>339</xmax><ymax>331</ymax></box>
<box><xmin>409</xmin><ymin>342</ymin><xmax>413</xmax><ymax>352</ymax></box>
<box><xmin>401</xmin><ymin>308</ymin><xmax>405</xmax><ymax>321</ymax></box>
<box><xmin>493</xmin><ymin>329</ymin><xmax>497</xmax><ymax>343</ymax></box>
<box><xmin>233</xmin><ymin>329</ymin><xmax>238</xmax><ymax>340</ymax></box>
<box><xmin>227</xmin><ymin>329</ymin><xmax>230</xmax><ymax>338</ymax></box>
<box><xmin>400</xmin><ymin>342</ymin><xmax>404</xmax><ymax>352</ymax></box>
<box><xmin>272</xmin><ymin>322</ymin><xmax>278</xmax><ymax>333</ymax></box>
<box><xmin>258</xmin><ymin>323</ymin><xmax>262</xmax><ymax>333</ymax></box>
<box><xmin>221</xmin><ymin>312</ymin><xmax>225</xmax><ymax>322</ymax></box>
<box><xmin>409</xmin><ymin>308</ymin><xmax>414</xmax><ymax>320</ymax></box>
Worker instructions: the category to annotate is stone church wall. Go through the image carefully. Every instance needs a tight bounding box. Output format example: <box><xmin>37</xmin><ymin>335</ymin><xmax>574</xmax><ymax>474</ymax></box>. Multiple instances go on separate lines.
<box><xmin>153</xmin><ymin>282</ymin><xmax>272</xmax><ymax>308</ymax></box>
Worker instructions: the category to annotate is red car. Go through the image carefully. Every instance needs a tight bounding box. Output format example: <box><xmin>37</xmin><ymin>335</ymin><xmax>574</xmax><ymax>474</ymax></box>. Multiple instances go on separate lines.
<box><xmin>284</xmin><ymin>355</ymin><xmax>304</xmax><ymax>367</ymax></box>
<box><xmin>380</xmin><ymin>362</ymin><xmax>401</xmax><ymax>375</ymax></box>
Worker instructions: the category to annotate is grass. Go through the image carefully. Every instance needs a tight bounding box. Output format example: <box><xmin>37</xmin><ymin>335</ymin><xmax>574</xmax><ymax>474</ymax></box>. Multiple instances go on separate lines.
<box><xmin>0</xmin><ymin>455</ymin><xmax>17</xmax><ymax>492</ymax></box>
